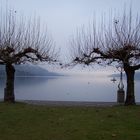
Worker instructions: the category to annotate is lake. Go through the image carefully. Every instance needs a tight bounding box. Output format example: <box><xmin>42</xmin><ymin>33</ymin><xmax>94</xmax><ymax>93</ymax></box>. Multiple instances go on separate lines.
<box><xmin>0</xmin><ymin>75</ymin><xmax>140</xmax><ymax>102</ymax></box>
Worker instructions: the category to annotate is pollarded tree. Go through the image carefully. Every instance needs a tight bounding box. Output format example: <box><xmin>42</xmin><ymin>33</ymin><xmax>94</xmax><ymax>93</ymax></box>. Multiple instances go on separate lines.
<box><xmin>70</xmin><ymin>11</ymin><xmax>140</xmax><ymax>105</ymax></box>
<box><xmin>0</xmin><ymin>10</ymin><xmax>58</xmax><ymax>103</ymax></box>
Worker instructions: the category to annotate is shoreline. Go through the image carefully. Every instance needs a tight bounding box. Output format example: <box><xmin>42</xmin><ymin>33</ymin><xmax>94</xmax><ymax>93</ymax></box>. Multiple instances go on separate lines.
<box><xmin>1</xmin><ymin>99</ymin><xmax>140</xmax><ymax>106</ymax></box>
<box><xmin>19</xmin><ymin>100</ymin><xmax>120</xmax><ymax>107</ymax></box>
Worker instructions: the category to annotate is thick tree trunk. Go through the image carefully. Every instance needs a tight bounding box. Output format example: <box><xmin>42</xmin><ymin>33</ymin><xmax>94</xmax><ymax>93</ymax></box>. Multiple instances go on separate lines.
<box><xmin>4</xmin><ymin>64</ymin><xmax>15</xmax><ymax>103</ymax></box>
<box><xmin>125</xmin><ymin>70</ymin><xmax>136</xmax><ymax>105</ymax></box>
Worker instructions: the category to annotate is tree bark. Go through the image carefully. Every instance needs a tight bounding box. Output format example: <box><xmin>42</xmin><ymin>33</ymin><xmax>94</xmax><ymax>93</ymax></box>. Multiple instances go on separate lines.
<box><xmin>4</xmin><ymin>64</ymin><xmax>15</xmax><ymax>103</ymax></box>
<box><xmin>125</xmin><ymin>69</ymin><xmax>136</xmax><ymax>105</ymax></box>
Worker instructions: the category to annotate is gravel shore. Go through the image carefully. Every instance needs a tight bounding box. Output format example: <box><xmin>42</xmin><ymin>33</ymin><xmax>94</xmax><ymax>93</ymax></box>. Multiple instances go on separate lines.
<box><xmin>20</xmin><ymin>100</ymin><xmax>120</xmax><ymax>107</ymax></box>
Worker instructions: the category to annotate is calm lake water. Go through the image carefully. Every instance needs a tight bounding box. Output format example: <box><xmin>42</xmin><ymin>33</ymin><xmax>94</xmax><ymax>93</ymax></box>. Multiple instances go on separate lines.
<box><xmin>0</xmin><ymin>75</ymin><xmax>140</xmax><ymax>102</ymax></box>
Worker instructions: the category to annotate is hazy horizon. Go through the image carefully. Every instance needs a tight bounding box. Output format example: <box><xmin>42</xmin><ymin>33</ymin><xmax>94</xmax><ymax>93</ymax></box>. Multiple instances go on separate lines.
<box><xmin>0</xmin><ymin>0</ymin><xmax>140</xmax><ymax>74</ymax></box>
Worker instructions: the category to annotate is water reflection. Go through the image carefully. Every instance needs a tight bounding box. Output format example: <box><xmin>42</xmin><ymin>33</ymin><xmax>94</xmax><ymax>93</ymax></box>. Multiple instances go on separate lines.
<box><xmin>0</xmin><ymin>76</ymin><xmax>139</xmax><ymax>102</ymax></box>
<box><xmin>0</xmin><ymin>76</ymin><xmax>51</xmax><ymax>86</ymax></box>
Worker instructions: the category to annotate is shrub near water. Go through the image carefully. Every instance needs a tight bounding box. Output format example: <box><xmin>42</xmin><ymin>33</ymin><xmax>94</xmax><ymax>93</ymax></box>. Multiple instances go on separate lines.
<box><xmin>0</xmin><ymin>103</ymin><xmax>140</xmax><ymax>140</ymax></box>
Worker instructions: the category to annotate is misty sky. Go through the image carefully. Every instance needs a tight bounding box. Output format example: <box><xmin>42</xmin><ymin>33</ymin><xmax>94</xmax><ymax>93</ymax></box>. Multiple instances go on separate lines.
<box><xmin>0</xmin><ymin>0</ymin><xmax>140</xmax><ymax>74</ymax></box>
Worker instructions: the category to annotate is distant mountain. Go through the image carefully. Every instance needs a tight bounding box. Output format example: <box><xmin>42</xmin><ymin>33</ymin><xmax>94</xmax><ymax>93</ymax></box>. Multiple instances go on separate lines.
<box><xmin>109</xmin><ymin>71</ymin><xmax>140</xmax><ymax>80</ymax></box>
<box><xmin>0</xmin><ymin>64</ymin><xmax>60</xmax><ymax>76</ymax></box>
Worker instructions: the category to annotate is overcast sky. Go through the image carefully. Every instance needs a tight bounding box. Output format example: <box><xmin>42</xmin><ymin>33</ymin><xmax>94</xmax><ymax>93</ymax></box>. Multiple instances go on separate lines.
<box><xmin>0</xmin><ymin>0</ymin><xmax>140</xmax><ymax>74</ymax></box>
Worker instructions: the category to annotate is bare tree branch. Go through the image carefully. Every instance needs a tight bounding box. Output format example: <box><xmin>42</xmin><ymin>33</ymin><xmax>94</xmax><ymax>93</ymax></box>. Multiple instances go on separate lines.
<box><xmin>69</xmin><ymin>9</ymin><xmax>140</xmax><ymax>105</ymax></box>
<box><xmin>0</xmin><ymin>9</ymin><xmax>58</xmax><ymax>65</ymax></box>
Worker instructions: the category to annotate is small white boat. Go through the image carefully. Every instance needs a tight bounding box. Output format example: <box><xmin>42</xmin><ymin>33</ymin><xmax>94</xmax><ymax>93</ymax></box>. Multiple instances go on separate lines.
<box><xmin>111</xmin><ymin>77</ymin><xmax>117</xmax><ymax>83</ymax></box>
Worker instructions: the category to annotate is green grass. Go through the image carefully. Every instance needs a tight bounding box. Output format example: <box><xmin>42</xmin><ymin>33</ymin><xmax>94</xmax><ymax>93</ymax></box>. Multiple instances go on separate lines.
<box><xmin>0</xmin><ymin>103</ymin><xmax>140</xmax><ymax>140</ymax></box>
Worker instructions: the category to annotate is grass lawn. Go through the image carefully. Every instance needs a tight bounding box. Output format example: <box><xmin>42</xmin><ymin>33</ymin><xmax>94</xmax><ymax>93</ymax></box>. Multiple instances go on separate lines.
<box><xmin>0</xmin><ymin>102</ymin><xmax>140</xmax><ymax>140</ymax></box>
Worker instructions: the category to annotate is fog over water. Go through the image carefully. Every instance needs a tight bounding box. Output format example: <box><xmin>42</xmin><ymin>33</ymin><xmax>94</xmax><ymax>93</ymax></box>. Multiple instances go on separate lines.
<box><xmin>0</xmin><ymin>75</ymin><xmax>140</xmax><ymax>102</ymax></box>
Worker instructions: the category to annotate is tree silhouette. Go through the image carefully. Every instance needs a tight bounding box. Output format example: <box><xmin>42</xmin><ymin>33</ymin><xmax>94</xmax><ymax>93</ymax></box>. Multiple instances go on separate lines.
<box><xmin>70</xmin><ymin>10</ymin><xmax>140</xmax><ymax>105</ymax></box>
<box><xmin>0</xmin><ymin>10</ymin><xmax>57</xmax><ymax>103</ymax></box>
